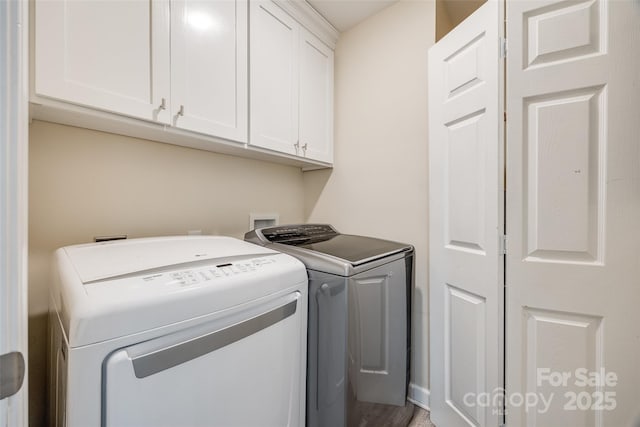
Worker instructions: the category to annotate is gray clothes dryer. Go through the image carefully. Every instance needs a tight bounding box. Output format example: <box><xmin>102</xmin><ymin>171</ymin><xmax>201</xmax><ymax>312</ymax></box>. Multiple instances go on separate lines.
<box><xmin>245</xmin><ymin>224</ymin><xmax>414</xmax><ymax>427</ymax></box>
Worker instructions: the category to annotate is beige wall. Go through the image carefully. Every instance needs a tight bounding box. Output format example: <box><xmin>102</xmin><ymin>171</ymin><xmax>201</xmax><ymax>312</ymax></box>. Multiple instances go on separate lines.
<box><xmin>436</xmin><ymin>0</ymin><xmax>454</xmax><ymax>41</ymax></box>
<box><xmin>28</xmin><ymin>120</ymin><xmax>305</xmax><ymax>426</ymax></box>
<box><xmin>303</xmin><ymin>0</ymin><xmax>434</xmax><ymax>394</ymax></box>
<box><xmin>437</xmin><ymin>0</ymin><xmax>487</xmax><ymax>41</ymax></box>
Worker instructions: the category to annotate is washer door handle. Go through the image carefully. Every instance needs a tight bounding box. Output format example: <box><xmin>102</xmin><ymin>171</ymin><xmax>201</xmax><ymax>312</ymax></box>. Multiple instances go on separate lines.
<box><xmin>0</xmin><ymin>351</ymin><xmax>25</xmax><ymax>400</ymax></box>
<box><xmin>316</xmin><ymin>282</ymin><xmax>347</xmax><ymax>407</ymax></box>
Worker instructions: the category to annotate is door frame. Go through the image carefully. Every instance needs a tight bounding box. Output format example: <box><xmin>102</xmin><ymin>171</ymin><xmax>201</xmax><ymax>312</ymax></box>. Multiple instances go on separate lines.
<box><xmin>0</xmin><ymin>0</ymin><xmax>29</xmax><ymax>425</ymax></box>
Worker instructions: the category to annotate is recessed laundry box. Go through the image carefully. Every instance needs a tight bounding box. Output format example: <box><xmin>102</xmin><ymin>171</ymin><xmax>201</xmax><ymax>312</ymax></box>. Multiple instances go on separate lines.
<box><xmin>48</xmin><ymin>236</ymin><xmax>308</xmax><ymax>427</ymax></box>
<box><xmin>245</xmin><ymin>224</ymin><xmax>414</xmax><ymax>427</ymax></box>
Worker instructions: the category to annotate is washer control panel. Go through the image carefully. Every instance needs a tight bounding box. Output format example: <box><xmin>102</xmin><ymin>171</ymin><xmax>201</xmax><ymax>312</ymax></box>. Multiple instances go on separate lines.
<box><xmin>260</xmin><ymin>224</ymin><xmax>338</xmax><ymax>244</ymax></box>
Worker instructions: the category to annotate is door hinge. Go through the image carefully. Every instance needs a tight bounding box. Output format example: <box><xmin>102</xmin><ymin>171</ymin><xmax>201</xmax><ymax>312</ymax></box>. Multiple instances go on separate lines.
<box><xmin>500</xmin><ymin>235</ymin><xmax>507</xmax><ymax>255</ymax></box>
<box><xmin>500</xmin><ymin>37</ymin><xmax>507</xmax><ymax>59</ymax></box>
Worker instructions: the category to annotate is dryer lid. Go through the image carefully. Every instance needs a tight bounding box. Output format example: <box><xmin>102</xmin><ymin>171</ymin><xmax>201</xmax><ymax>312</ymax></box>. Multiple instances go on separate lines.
<box><xmin>64</xmin><ymin>236</ymin><xmax>274</xmax><ymax>283</ymax></box>
<box><xmin>53</xmin><ymin>236</ymin><xmax>308</xmax><ymax>347</ymax></box>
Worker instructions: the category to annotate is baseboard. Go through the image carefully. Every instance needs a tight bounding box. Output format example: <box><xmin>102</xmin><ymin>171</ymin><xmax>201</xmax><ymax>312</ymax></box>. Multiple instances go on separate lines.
<box><xmin>408</xmin><ymin>383</ymin><xmax>430</xmax><ymax>411</ymax></box>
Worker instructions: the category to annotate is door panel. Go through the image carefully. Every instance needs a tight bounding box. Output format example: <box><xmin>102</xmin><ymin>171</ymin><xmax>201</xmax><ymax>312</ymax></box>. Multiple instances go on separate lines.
<box><xmin>34</xmin><ymin>0</ymin><xmax>170</xmax><ymax>123</ymax></box>
<box><xmin>428</xmin><ymin>1</ymin><xmax>504</xmax><ymax>426</ymax></box>
<box><xmin>506</xmin><ymin>0</ymin><xmax>640</xmax><ymax>425</ymax></box>
<box><xmin>524</xmin><ymin>86</ymin><xmax>604</xmax><ymax>263</ymax></box>
<box><xmin>349</xmin><ymin>259</ymin><xmax>408</xmax><ymax>406</ymax></box>
<box><xmin>446</xmin><ymin>109</ymin><xmax>487</xmax><ymax>253</ymax></box>
<box><xmin>522</xmin><ymin>308</ymin><xmax>601</xmax><ymax>426</ymax></box>
<box><xmin>445</xmin><ymin>285</ymin><xmax>486</xmax><ymax>426</ymax></box>
<box><xmin>171</xmin><ymin>0</ymin><xmax>248</xmax><ymax>142</ymax></box>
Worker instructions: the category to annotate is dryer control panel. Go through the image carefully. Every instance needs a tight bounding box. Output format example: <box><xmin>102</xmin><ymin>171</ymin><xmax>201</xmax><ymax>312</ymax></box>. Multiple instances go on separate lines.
<box><xmin>83</xmin><ymin>256</ymin><xmax>282</xmax><ymax>297</ymax></box>
<box><xmin>145</xmin><ymin>257</ymin><xmax>277</xmax><ymax>288</ymax></box>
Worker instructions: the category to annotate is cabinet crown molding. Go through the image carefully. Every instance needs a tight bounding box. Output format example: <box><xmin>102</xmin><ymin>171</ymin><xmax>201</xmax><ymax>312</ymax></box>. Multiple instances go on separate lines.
<box><xmin>273</xmin><ymin>0</ymin><xmax>339</xmax><ymax>48</ymax></box>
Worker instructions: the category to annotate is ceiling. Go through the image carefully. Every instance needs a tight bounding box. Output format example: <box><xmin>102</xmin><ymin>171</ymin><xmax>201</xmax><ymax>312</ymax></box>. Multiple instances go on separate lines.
<box><xmin>306</xmin><ymin>0</ymin><xmax>486</xmax><ymax>34</ymax></box>
<box><xmin>306</xmin><ymin>0</ymin><xmax>398</xmax><ymax>32</ymax></box>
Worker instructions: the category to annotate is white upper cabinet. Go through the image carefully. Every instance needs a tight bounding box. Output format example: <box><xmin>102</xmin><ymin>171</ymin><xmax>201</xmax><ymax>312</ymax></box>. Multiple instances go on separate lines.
<box><xmin>32</xmin><ymin>0</ymin><xmax>335</xmax><ymax>168</ymax></box>
<box><xmin>299</xmin><ymin>28</ymin><xmax>334</xmax><ymax>164</ymax></box>
<box><xmin>34</xmin><ymin>0</ymin><xmax>171</xmax><ymax>124</ymax></box>
<box><xmin>249</xmin><ymin>1</ymin><xmax>300</xmax><ymax>156</ymax></box>
<box><xmin>250</xmin><ymin>1</ymin><xmax>334</xmax><ymax>164</ymax></box>
<box><xmin>34</xmin><ymin>0</ymin><xmax>247</xmax><ymax>142</ymax></box>
<box><xmin>170</xmin><ymin>0</ymin><xmax>248</xmax><ymax>142</ymax></box>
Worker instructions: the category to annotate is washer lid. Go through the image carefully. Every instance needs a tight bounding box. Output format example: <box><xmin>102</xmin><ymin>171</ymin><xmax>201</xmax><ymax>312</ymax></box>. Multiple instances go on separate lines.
<box><xmin>290</xmin><ymin>234</ymin><xmax>411</xmax><ymax>265</ymax></box>
<box><xmin>64</xmin><ymin>235</ymin><xmax>274</xmax><ymax>283</ymax></box>
<box><xmin>255</xmin><ymin>224</ymin><xmax>412</xmax><ymax>266</ymax></box>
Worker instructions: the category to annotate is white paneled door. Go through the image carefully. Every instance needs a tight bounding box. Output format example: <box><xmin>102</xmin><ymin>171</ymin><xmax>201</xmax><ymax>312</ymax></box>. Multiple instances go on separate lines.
<box><xmin>506</xmin><ymin>0</ymin><xmax>640</xmax><ymax>425</ymax></box>
<box><xmin>428</xmin><ymin>1</ymin><xmax>504</xmax><ymax>426</ymax></box>
<box><xmin>0</xmin><ymin>0</ymin><xmax>28</xmax><ymax>426</ymax></box>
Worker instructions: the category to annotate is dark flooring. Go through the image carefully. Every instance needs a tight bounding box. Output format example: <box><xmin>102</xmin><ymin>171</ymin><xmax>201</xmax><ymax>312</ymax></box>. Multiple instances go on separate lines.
<box><xmin>347</xmin><ymin>393</ymin><xmax>434</xmax><ymax>427</ymax></box>
<box><xmin>408</xmin><ymin>408</ymin><xmax>435</xmax><ymax>427</ymax></box>
<box><xmin>348</xmin><ymin>399</ymin><xmax>416</xmax><ymax>427</ymax></box>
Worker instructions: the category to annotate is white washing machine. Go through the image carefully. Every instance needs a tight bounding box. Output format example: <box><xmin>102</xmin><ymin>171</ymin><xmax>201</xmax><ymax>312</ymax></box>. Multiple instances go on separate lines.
<box><xmin>48</xmin><ymin>236</ymin><xmax>308</xmax><ymax>427</ymax></box>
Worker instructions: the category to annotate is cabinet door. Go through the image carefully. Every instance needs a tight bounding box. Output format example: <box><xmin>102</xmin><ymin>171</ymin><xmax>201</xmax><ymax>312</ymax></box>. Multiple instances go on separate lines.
<box><xmin>299</xmin><ymin>29</ymin><xmax>333</xmax><ymax>164</ymax></box>
<box><xmin>34</xmin><ymin>0</ymin><xmax>170</xmax><ymax>124</ymax></box>
<box><xmin>171</xmin><ymin>0</ymin><xmax>248</xmax><ymax>142</ymax></box>
<box><xmin>249</xmin><ymin>1</ymin><xmax>299</xmax><ymax>155</ymax></box>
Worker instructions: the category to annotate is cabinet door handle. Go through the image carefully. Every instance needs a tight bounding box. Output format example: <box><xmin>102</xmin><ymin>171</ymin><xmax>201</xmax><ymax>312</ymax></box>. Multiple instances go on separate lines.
<box><xmin>177</xmin><ymin>105</ymin><xmax>185</xmax><ymax>117</ymax></box>
<box><xmin>294</xmin><ymin>141</ymin><xmax>300</xmax><ymax>155</ymax></box>
<box><xmin>159</xmin><ymin>98</ymin><xmax>167</xmax><ymax>110</ymax></box>
<box><xmin>302</xmin><ymin>143</ymin><xmax>308</xmax><ymax>155</ymax></box>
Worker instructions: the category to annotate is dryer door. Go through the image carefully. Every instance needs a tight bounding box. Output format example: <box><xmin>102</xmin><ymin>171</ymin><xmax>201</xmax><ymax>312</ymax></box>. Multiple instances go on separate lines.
<box><xmin>102</xmin><ymin>291</ymin><xmax>305</xmax><ymax>427</ymax></box>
